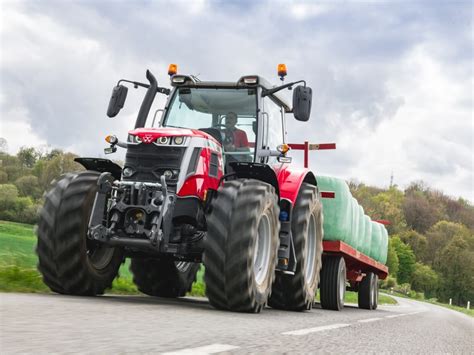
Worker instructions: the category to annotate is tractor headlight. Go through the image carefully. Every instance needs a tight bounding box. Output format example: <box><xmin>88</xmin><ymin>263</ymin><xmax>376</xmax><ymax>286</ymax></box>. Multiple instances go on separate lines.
<box><xmin>173</xmin><ymin>136</ymin><xmax>184</xmax><ymax>145</ymax></box>
<box><xmin>122</xmin><ymin>167</ymin><xmax>135</xmax><ymax>178</ymax></box>
<box><xmin>163</xmin><ymin>170</ymin><xmax>173</xmax><ymax>179</ymax></box>
<box><xmin>156</xmin><ymin>136</ymin><xmax>169</xmax><ymax>145</ymax></box>
<box><xmin>128</xmin><ymin>134</ymin><xmax>142</xmax><ymax>144</ymax></box>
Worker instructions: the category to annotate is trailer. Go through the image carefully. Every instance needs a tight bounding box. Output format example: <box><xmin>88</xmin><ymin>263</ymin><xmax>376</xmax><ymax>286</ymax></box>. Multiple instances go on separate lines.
<box><xmin>289</xmin><ymin>142</ymin><xmax>389</xmax><ymax>311</ymax></box>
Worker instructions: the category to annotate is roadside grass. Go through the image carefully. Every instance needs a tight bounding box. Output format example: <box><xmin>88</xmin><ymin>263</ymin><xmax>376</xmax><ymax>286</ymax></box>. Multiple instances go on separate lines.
<box><xmin>315</xmin><ymin>290</ymin><xmax>397</xmax><ymax>305</ymax></box>
<box><xmin>0</xmin><ymin>220</ymin><xmax>204</xmax><ymax>296</ymax></box>
<box><xmin>1</xmin><ymin>220</ymin><xmax>396</xmax><ymax>303</ymax></box>
<box><xmin>382</xmin><ymin>290</ymin><xmax>473</xmax><ymax>317</ymax></box>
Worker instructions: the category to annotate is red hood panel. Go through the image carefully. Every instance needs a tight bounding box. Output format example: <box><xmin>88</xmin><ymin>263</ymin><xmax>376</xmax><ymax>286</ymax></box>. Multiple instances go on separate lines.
<box><xmin>129</xmin><ymin>127</ymin><xmax>217</xmax><ymax>142</ymax></box>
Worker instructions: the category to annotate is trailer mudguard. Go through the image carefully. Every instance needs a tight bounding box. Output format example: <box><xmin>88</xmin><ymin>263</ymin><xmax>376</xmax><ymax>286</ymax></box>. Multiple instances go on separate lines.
<box><xmin>74</xmin><ymin>157</ymin><xmax>122</xmax><ymax>180</ymax></box>
<box><xmin>275</xmin><ymin>165</ymin><xmax>317</xmax><ymax>205</ymax></box>
<box><xmin>229</xmin><ymin>162</ymin><xmax>280</xmax><ymax>197</ymax></box>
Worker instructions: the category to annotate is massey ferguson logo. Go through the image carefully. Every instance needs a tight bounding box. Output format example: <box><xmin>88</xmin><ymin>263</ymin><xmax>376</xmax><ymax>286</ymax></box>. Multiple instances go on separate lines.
<box><xmin>142</xmin><ymin>134</ymin><xmax>154</xmax><ymax>143</ymax></box>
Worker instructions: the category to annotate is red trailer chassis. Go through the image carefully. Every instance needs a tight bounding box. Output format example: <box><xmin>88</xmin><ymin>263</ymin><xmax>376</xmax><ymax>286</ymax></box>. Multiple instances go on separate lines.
<box><xmin>323</xmin><ymin>240</ymin><xmax>388</xmax><ymax>283</ymax></box>
<box><xmin>289</xmin><ymin>141</ymin><xmax>389</xmax><ymax>286</ymax></box>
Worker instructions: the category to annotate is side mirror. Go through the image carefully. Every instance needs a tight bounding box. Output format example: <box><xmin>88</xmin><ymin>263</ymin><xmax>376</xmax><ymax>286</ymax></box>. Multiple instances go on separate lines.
<box><xmin>293</xmin><ymin>85</ymin><xmax>312</xmax><ymax>121</ymax></box>
<box><xmin>107</xmin><ymin>85</ymin><xmax>128</xmax><ymax>117</ymax></box>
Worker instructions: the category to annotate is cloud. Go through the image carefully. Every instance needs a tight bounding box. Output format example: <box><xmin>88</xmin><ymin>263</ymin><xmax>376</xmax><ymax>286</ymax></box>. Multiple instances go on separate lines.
<box><xmin>0</xmin><ymin>0</ymin><xmax>472</xmax><ymax>202</ymax></box>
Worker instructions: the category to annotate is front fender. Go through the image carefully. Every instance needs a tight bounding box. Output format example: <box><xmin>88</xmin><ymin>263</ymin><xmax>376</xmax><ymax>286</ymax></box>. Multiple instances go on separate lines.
<box><xmin>74</xmin><ymin>157</ymin><xmax>122</xmax><ymax>180</ymax></box>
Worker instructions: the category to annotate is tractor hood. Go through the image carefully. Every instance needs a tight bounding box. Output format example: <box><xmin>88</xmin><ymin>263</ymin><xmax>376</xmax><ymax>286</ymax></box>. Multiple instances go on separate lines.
<box><xmin>128</xmin><ymin>127</ymin><xmax>219</xmax><ymax>144</ymax></box>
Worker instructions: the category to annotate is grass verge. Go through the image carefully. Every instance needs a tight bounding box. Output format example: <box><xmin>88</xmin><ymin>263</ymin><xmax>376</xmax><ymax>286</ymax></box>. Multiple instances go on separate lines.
<box><xmin>381</xmin><ymin>291</ymin><xmax>473</xmax><ymax>317</ymax></box>
<box><xmin>0</xmin><ymin>220</ymin><xmax>396</xmax><ymax>304</ymax></box>
<box><xmin>0</xmin><ymin>220</ymin><xmax>205</xmax><ymax>296</ymax></box>
<box><xmin>315</xmin><ymin>290</ymin><xmax>397</xmax><ymax>305</ymax></box>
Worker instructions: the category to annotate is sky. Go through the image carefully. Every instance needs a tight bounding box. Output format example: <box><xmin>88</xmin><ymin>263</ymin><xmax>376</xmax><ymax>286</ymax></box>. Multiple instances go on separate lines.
<box><xmin>0</xmin><ymin>0</ymin><xmax>473</xmax><ymax>201</ymax></box>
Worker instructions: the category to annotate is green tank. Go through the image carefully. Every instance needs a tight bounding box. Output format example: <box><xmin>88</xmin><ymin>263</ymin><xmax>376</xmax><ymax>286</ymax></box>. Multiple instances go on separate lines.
<box><xmin>316</xmin><ymin>176</ymin><xmax>352</xmax><ymax>245</ymax></box>
<box><xmin>316</xmin><ymin>176</ymin><xmax>388</xmax><ymax>264</ymax></box>
<box><xmin>369</xmin><ymin>222</ymin><xmax>382</xmax><ymax>261</ymax></box>
<box><xmin>356</xmin><ymin>205</ymin><xmax>365</xmax><ymax>252</ymax></box>
<box><xmin>363</xmin><ymin>215</ymin><xmax>372</xmax><ymax>256</ymax></box>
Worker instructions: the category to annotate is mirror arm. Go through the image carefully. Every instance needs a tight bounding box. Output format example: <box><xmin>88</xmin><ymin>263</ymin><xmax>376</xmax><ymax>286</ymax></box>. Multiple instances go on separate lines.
<box><xmin>117</xmin><ymin>79</ymin><xmax>170</xmax><ymax>95</ymax></box>
<box><xmin>262</xmin><ymin>80</ymin><xmax>306</xmax><ymax>97</ymax></box>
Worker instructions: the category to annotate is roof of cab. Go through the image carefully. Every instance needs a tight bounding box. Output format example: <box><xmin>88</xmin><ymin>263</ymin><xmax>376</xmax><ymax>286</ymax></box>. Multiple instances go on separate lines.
<box><xmin>170</xmin><ymin>75</ymin><xmax>292</xmax><ymax>112</ymax></box>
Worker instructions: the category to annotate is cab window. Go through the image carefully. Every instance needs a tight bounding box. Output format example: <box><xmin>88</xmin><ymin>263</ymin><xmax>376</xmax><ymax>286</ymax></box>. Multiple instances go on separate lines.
<box><xmin>262</xmin><ymin>97</ymin><xmax>284</xmax><ymax>163</ymax></box>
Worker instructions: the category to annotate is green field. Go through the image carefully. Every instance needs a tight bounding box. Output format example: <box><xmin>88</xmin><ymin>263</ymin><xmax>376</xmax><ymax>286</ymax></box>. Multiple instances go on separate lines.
<box><xmin>0</xmin><ymin>220</ymin><xmax>204</xmax><ymax>295</ymax></box>
<box><xmin>0</xmin><ymin>220</ymin><xmax>394</xmax><ymax>306</ymax></box>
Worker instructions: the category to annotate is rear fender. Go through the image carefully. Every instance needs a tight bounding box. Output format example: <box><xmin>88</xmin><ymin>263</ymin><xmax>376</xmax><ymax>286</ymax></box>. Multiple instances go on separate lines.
<box><xmin>74</xmin><ymin>157</ymin><xmax>122</xmax><ymax>180</ymax></box>
<box><xmin>276</xmin><ymin>166</ymin><xmax>317</xmax><ymax>205</ymax></box>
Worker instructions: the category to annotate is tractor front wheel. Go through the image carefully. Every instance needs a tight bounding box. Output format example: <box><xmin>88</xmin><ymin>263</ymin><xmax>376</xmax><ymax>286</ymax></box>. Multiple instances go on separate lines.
<box><xmin>203</xmin><ymin>179</ymin><xmax>280</xmax><ymax>313</ymax></box>
<box><xmin>36</xmin><ymin>171</ymin><xmax>123</xmax><ymax>295</ymax></box>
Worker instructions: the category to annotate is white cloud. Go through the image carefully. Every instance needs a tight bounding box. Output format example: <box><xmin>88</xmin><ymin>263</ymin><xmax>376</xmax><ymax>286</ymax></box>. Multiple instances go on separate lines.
<box><xmin>0</xmin><ymin>106</ymin><xmax>47</xmax><ymax>152</ymax></box>
<box><xmin>290</xmin><ymin>3</ymin><xmax>331</xmax><ymax>20</ymax></box>
<box><xmin>0</xmin><ymin>0</ymin><xmax>472</xmax><ymax>202</ymax></box>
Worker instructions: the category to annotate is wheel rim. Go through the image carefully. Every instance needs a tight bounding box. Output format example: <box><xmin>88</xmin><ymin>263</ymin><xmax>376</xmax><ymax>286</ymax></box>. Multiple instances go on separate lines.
<box><xmin>339</xmin><ymin>263</ymin><xmax>346</xmax><ymax>304</ymax></box>
<box><xmin>254</xmin><ymin>213</ymin><xmax>271</xmax><ymax>286</ymax></box>
<box><xmin>370</xmin><ymin>275</ymin><xmax>375</xmax><ymax>307</ymax></box>
<box><xmin>87</xmin><ymin>242</ymin><xmax>115</xmax><ymax>270</ymax></box>
<box><xmin>373</xmin><ymin>276</ymin><xmax>379</xmax><ymax>308</ymax></box>
<box><xmin>304</xmin><ymin>213</ymin><xmax>317</xmax><ymax>283</ymax></box>
<box><xmin>175</xmin><ymin>261</ymin><xmax>191</xmax><ymax>273</ymax></box>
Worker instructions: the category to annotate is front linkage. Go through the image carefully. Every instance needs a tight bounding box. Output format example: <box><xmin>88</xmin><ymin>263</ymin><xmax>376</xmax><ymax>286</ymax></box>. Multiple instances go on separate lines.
<box><xmin>87</xmin><ymin>172</ymin><xmax>180</xmax><ymax>255</ymax></box>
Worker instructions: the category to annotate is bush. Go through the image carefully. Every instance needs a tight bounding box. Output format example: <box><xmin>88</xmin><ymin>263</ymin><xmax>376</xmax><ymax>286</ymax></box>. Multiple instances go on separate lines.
<box><xmin>15</xmin><ymin>175</ymin><xmax>41</xmax><ymax>199</ymax></box>
<box><xmin>394</xmin><ymin>283</ymin><xmax>412</xmax><ymax>295</ymax></box>
<box><xmin>0</xmin><ymin>186</ymin><xmax>39</xmax><ymax>224</ymax></box>
<box><xmin>380</xmin><ymin>276</ymin><xmax>397</xmax><ymax>289</ymax></box>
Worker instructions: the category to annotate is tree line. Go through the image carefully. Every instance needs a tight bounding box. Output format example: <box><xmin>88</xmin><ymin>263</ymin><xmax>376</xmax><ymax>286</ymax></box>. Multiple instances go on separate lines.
<box><xmin>0</xmin><ymin>146</ymin><xmax>472</xmax><ymax>306</ymax></box>
<box><xmin>350</xmin><ymin>181</ymin><xmax>473</xmax><ymax>306</ymax></box>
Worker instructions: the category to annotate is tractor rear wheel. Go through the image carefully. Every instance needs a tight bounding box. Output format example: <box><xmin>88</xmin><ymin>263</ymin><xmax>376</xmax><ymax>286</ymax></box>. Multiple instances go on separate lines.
<box><xmin>203</xmin><ymin>179</ymin><xmax>279</xmax><ymax>313</ymax></box>
<box><xmin>320</xmin><ymin>256</ymin><xmax>346</xmax><ymax>311</ymax></box>
<box><xmin>130</xmin><ymin>258</ymin><xmax>199</xmax><ymax>297</ymax></box>
<box><xmin>36</xmin><ymin>171</ymin><xmax>124</xmax><ymax>295</ymax></box>
<box><xmin>269</xmin><ymin>183</ymin><xmax>323</xmax><ymax>311</ymax></box>
<box><xmin>358</xmin><ymin>271</ymin><xmax>379</xmax><ymax>310</ymax></box>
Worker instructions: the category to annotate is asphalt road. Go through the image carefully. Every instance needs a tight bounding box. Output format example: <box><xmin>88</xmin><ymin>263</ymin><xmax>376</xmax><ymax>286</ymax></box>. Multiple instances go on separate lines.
<box><xmin>1</xmin><ymin>292</ymin><xmax>473</xmax><ymax>354</ymax></box>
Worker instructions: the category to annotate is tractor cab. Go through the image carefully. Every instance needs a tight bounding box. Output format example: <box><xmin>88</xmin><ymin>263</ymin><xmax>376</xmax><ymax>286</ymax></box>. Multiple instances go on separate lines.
<box><xmin>158</xmin><ymin>72</ymin><xmax>311</xmax><ymax>171</ymax></box>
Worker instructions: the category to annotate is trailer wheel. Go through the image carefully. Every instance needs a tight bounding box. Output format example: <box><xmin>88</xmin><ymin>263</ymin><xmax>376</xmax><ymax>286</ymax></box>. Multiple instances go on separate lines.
<box><xmin>130</xmin><ymin>258</ymin><xmax>199</xmax><ymax>297</ymax></box>
<box><xmin>36</xmin><ymin>171</ymin><xmax>124</xmax><ymax>295</ymax></box>
<box><xmin>358</xmin><ymin>271</ymin><xmax>379</xmax><ymax>310</ymax></box>
<box><xmin>320</xmin><ymin>256</ymin><xmax>346</xmax><ymax>311</ymax></box>
<box><xmin>204</xmin><ymin>179</ymin><xmax>279</xmax><ymax>313</ymax></box>
<box><xmin>269</xmin><ymin>183</ymin><xmax>323</xmax><ymax>311</ymax></box>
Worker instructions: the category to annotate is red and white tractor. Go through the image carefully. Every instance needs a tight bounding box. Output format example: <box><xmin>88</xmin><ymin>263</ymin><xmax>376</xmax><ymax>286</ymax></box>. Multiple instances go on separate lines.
<box><xmin>36</xmin><ymin>64</ymin><xmax>334</xmax><ymax>312</ymax></box>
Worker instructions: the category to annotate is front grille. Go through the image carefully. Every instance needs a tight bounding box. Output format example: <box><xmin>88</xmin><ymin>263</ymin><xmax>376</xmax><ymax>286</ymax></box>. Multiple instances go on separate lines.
<box><xmin>124</xmin><ymin>144</ymin><xmax>186</xmax><ymax>183</ymax></box>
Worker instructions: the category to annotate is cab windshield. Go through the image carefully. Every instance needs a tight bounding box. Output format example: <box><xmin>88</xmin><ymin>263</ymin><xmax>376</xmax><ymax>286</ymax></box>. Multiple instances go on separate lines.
<box><xmin>162</xmin><ymin>87</ymin><xmax>257</xmax><ymax>160</ymax></box>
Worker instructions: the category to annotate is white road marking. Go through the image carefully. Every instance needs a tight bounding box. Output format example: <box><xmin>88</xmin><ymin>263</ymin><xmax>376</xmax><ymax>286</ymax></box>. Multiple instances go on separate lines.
<box><xmin>385</xmin><ymin>314</ymin><xmax>405</xmax><ymax>318</ymax></box>
<box><xmin>282</xmin><ymin>323</ymin><xmax>351</xmax><ymax>336</ymax></box>
<box><xmin>162</xmin><ymin>344</ymin><xmax>240</xmax><ymax>355</ymax></box>
<box><xmin>407</xmin><ymin>311</ymin><xmax>426</xmax><ymax>315</ymax></box>
<box><xmin>358</xmin><ymin>317</ymin><xmax>382</xmax><ymax>323</ymax></box>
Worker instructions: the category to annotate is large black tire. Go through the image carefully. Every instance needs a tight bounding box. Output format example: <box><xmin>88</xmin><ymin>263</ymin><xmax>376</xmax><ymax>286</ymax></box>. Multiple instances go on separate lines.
<box><xmin>269</xmin><ymin>183</ymin><xmax>323</xmax><ymax>311</ymax></box>
<box><xmin>36</xmin><ymin>171</ymin><xmax>124</xmax><ymax>295</ymax></box>
<box><xmin>320</xmin><ymin>256</ymin><xmax>346</xmax><ymax>311</ymax></box>
<box><xmin>130</xmin><ymin>258</ymin><xmax>199</xmax><ymax>297</ymax></box>
<box><xmin>358</xmin><ymin>271</ymin><xmax>379</xmax><ymax>310</ymax></box>
<box><xmin>203</xmin><ymin>179</ymin><xmax>280</xmax><ymax>313</ymax></box>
